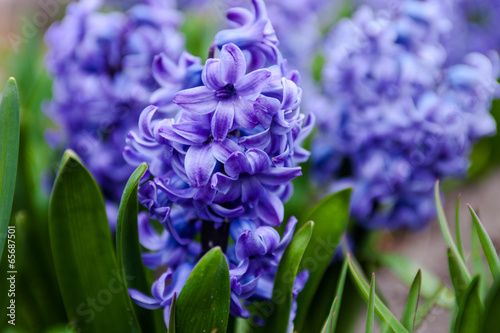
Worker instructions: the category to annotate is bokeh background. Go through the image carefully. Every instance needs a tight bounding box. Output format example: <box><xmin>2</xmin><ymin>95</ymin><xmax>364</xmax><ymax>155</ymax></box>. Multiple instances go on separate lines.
<box><xmin>1</xmin><ymin>0</ymin><xmax>500</xmax><ymax>332</ymax></box>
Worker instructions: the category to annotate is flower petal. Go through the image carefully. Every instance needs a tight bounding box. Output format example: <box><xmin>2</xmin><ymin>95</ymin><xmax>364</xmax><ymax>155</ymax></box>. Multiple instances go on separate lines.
<box><xmin>233</xmin><ymin>97</ymin><xmax>259</xmax><ymax>129</ymax></box>
<box><xmin>212</xmin><ymin>99</ymin><xmax>235</xmax><ymax>141</ymax></box>
<box><xmin>185</xmin><ymin>144</ymin><xmax>217</xmax><ymax>187</ymax></box>
<box><xmin>258</xmin><ymin>167</ymin><xmax>302</xmax><ymax>186</ymax></box>
<box><xmin>212</xmin><ymin>138</ymin><xmax>242</xmax><ymax>163</ymax></box>
<box><xmin>235</xmin><ymin>230</ymin><xmax>266</xmax><ymax>260</ymax></box>
<box><xmin>275</xmin><ymin>216</ymin><xmax>299</xmax><ymax>253</ymax></box>
<box><xmin>246</xmin><ymin>148</ymin><xmax>271</xmax><ymax>174</ymax></box>
<box><xmin>138</xmin><ymin>212</ymin><xmax>165</xmax><ymax>251</ymax></box>
<box><xmin>225</xmin><ymin>151</ymin><xmax>251</xmax><ymax>177</ymax></box>
<box><xmin>211</xmin><ymin>172</ymin><xmax>237</xmax><ymax>194</ymax></box>
<box><xmin>173</xmin><ymin>86</ymin><xmax>217</xmax><ymax>114</ymax></box>
<box><xmin>220</xmin><ymin>43</ymin><xmax>246</xmax><ymax>84</ymax></box>
<box><xmin>202</xmin><ymin>58</ymin><xmax>225</xmax><ymax>91</ymax></box>
<box><xmin>239</xmin><ymin>129</ymin><xmax>271</xmax><ymax>150</ymax></box>
<box><xmin>256</xmin><ymin>192</ymin><xmax>284</xmax><ymax>226</ymax></box>
<box><xmin>210</xmin><ymin>203</ymin><xmax>245</xmax><ymax>218</ymax></box>
<box><xmin>129</xmin><ymin>289</ymin><xmax>162</xmax><ymax>310</ymax></box>
<box><xmin>234</xmin><ymin>69</ymin><xmax>271</xmax><ymax>99</ymax></box>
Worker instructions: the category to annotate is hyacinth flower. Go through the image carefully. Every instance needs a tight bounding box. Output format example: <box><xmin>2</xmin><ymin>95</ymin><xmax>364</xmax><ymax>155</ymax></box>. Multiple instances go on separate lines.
<box><xmin>44</xmin><ymin>0</ymin><xmax>195</xmax><ymax>226</ymax></box>
<box><xmin>125</xmin><ymin>0</ymin><xmax>313</xmax><ymax>325</ymax></box>
<box><xmin>227</xmin><ymin>217</ymin><xmax>308</xmax><ymax>325</ymax></box>
<box><xmin>215</xmin><ymin>0</ymin><xmax>280</xmax><ymax>68</ymax></box>
<box><xmin>129</xmin><ymin>263</ymin><xmax>193</xmax><ymax>329</ymax></box>
<box><xmin>126</xmin><ymin>42</ymin><xmax>313</xmax><ymax>229</ymax></box>
<box><xmin>312</xmin><ymin>1</ymin><xmax>499</xmax><ymax>229</ymax></box>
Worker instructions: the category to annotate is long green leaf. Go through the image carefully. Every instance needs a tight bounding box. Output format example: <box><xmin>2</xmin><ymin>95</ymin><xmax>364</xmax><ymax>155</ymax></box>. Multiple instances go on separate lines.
<box><xmin>448</xmin><ymin>248</ymin><xmax>467</xmax><ymax>306</ymax></box>
<box><xmin>348</xmin><ymin>254</ymin><xmax>409</xmax><ymax>333</ymax></box>
<box><xmin>116</xmin><ymin>163</ymin><xmax>155</xmax><ymax>332</ymax></box>
<box><xmin>265</xmin><ymin>221</ymin><xmax>313</xmax><ymax>332</ymax></box>
<box><xmin>376</xmin><ymin>253</ymin><xmax>453</xmax><ymax>309</ymax></box>
<box><xmin>295</xmin><ymin>189</ymin><xmax>351</xmax><ymax>331</ymax></box>
<box><xmin>482</xmin><ymin>278</ymin><xmax>500</xmax><ymax>332</ymax></box>
<box><xmin>0</xmin><ymin>78</ymin><xmax>20</xmax><ymax>261</ymax></box>
<box><xmin>322</xmin><ymin>258</ymin><xmax>349</xmax><ymax>333</ymax></box>
<box><xmin>49</xmin><ymin>150</ymin><xmax>140</xmax><ymax>332</ymax></box>
<box><xmin>366</xmin><ymin>274</ymin><xmax>375</xmax><ymax>333</ymax></box>
<box><xmin>468</xmin><ymin>205</ymin><xmax>500</xmax><ymax>280</ymax></box>
<box><xmin>176</xmin><ymin>247</ymin><xmax>230</xmax><ymax>333</ymax></box>
<box><xmin>400</xmin><ymin>270</ymin><xmax>421</xmax><ymax>332</ymax></box>
<box><xmin>169</xmin><ymin>293</ymin><xmax>177</xmax><ymax>333</ymax></box>
<box><xmin>455</xmin><ymin>195</ymin><xmax>465</xmax><ymax>261</ymax></box>
<box><xmin>434</xmin><ymin>181</ymin><xmax>471</xmax><ymax>283</ymax></box>
<box><xmin>454</xmin><ymin>276</ymin><xmax>483</xmax><ymax>333</ymax></box>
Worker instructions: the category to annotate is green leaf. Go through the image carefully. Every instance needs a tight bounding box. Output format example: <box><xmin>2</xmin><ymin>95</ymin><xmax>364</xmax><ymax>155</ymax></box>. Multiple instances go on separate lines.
<box><xmin>116</xmin><ymin>163</ymin><xmax>156</xmax><ymax>333</ymax></box>
<box><xmin>0</xmin><ymin>78</ymin><xmax>20</xmax><ymax>261</ymax></box>
<box><xmin>348</xmin><ymin>254</ymin><xmax>409</xmax><ymax>333</ymax></box>
<box><xmin>468</xmin><ymin>205</ymin><xmax>500</xmax><ymax>280</ymax></box>
<box><xmin>365</xmin><ymin>274</ymin><xmax>375</xmax><ymax>333</ymax></box>
<box><xmin>455</xmin><ymin>195</ymin><xmax>465</xmax><ymax>261</ymax></box>
<box><xmin>482</xmin><ymin>278</ymin><xmax>500</xmax><ymax>332</ymax></box>
<box><xmin>49</xmin><ymin>150</ymin><xmax>140</xmax><ymax>332</ymax></box>
<box><xmin>400</xmin><ymin>270</ymin><xmax>421</xmax><ymax>332</ymax></box>
<box><xmin>295</xmin><ymin>189</ymin><xmax>351</xmax><ymax>331</ymax></box>
<box><xmin>435</xmin><ymin>181</ymin><xmax>471</xmax><ymax>283</ymax></box>
<box><xmin>265</xmin><ymin>221</ymin><xmax>313</xmax><ymax>332</ymax></box>
<box><xmin>448</xmin><ymin>248</ymin><xmax>467</xmax><ymax>305</ymax></box>
<box><xmin>175</xmin><ymin>247</ymin><xmax>230</xmax><ymax>333</ymax></box>
<box><xmin>322</xmin><ymin>258</ymin><xmax>349</xmax><ymax>333</ymax></box>
<box><xmin>377</xmin><ymin>253</ymin><xmax>453</xmax><ymax>309</ymax></box>
<box><xmin>454</xmin><ymin>276</ymin><xmax>483</xmax><ymax>333</ymax></box>
<box><xmin>169</xmin><ymin>293</ymin><xmax>177</xmax><ymax>333</ymax></box>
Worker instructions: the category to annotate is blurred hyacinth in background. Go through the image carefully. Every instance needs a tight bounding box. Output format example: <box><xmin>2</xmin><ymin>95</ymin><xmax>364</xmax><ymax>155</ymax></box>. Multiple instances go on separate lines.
<box><xmin>2</xmin><ymin>0</ymin><xmax>500</xmax><ymax>332</ymax></box>
<box><xmin>312</xmin><ymin>1</ymin><xmax>499</xmax><ymax>229</ymax></box>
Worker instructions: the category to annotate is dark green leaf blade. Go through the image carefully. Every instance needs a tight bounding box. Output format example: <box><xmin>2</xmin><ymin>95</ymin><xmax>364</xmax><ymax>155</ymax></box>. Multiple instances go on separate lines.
<box><xmin>295</xmin><ymin>189</ymin><xmax>351</xmax><ymax>331</ymax></box>
<box><xmin>49</xmin><ymin>150</ymin><xmax>140</xmax><ymax>332</ymax></box>
<box><xmin>482</xmin><ymin>278</ymin><xmax>500</xmax><ymax>333</ymax></box>
<box><xmin>448</xmin><ymin>248</ymin><xmax>467</xmax><ymax>306</ymax></box>
<box><xmin>468</xmin><ymin>205</ymin><xmax>500</xmax><ymax>279</ymax></box>
<box><xmin>348</xmin><ymin>254</ymin><xmax>409</xmax><ymax>333</ymax></box>
<box><xmin>169</xmin><ymin>293</ymin><xmax>177</xmax><ymax>333</ymax></box>
<box><xmin>0</xmin><ymin>78</ymin><xmax>20</xmax><ymax>260</ymax></box>
<box><xmin>116</xmin><ymin>163</ymin><xmax>155</xmax><ymax>332</ymax></box>
<box><xmin>454</xmin><ymin>276</ymin><xmax>483</xmax><ymax>333</ymax></box>
<box><xmin>366</xmin><ymin>273</ymin><xmax>375</xmax><ymax>333</ymax></box>
<box><xmin>176</xmin><ymin>247</ymin><xmax>230</xmax><ymax>333</ymax></box>
<box><xmin>322</xmin><ymin>258</ymin><xmax>349</xmax><ymax>333</ymax></box>
<box><xmin>266</xmin><ymin>221</ymin><xmax>313</xmax><ymax>332</ymax></box>
<box><xmin>400</xmin><ymin>270</ymin><xmax>421</xmax><ymax>332</ymax></box>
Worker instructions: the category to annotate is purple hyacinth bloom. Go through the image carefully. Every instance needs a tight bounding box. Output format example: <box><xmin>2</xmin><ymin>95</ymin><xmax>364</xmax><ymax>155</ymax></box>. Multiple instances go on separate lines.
<box><xmin>44</xmin><ymin>0</ymin><xmax>188</xmax><ymax>226</ymax></box>
<box><xmin>313</xmin><ymin>2</ymin><xmax>499</xmax><ymax>229</ymax></box>
<box><xmin>129</xmin><ymin>263</ymin><xmax>193</xmax><ymax>329</ymax></box>
<box><xmin>137</xmin><ymin>211</ymin><xmax>201</xmax><ymax>269</ymax></box>
<box><xmin>227</xmin><ymin>217</ymin><xmax>308</xmax><ymax>327</ymax></box>
<box><xmin>126</xmin><ymin>1</ymin><xmax>313</xmax><ymax>327</ymax></box>
<box><xmin>173</xmin><ymin>43</ymin><xmax>272</xmax><ymax>141</ymax></box>
<box><xmin>215</xmin><ymin>0</ymin><xmax>280</xmax><ymax>68</ymax></box>
<box><xmin>126</xmin><ymin>42</ymin><xmax>312</xmax><ymax>227</ymax></box>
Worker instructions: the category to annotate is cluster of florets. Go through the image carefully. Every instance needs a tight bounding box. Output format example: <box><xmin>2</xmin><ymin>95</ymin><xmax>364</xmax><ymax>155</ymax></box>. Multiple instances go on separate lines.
<box><xmin>312</xmin><ymin>1</ymin><xmax>499</xmax><ymax>229</ymax></box>
<box><xmin>126</xmin><ymin>0</ymin><xmax>312</xmax><ymax>327</ymax></box>
<box><xmin>44</xmin><ymin>0</ymin><xmax>188</xmax><ymax>224</ymax></box>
